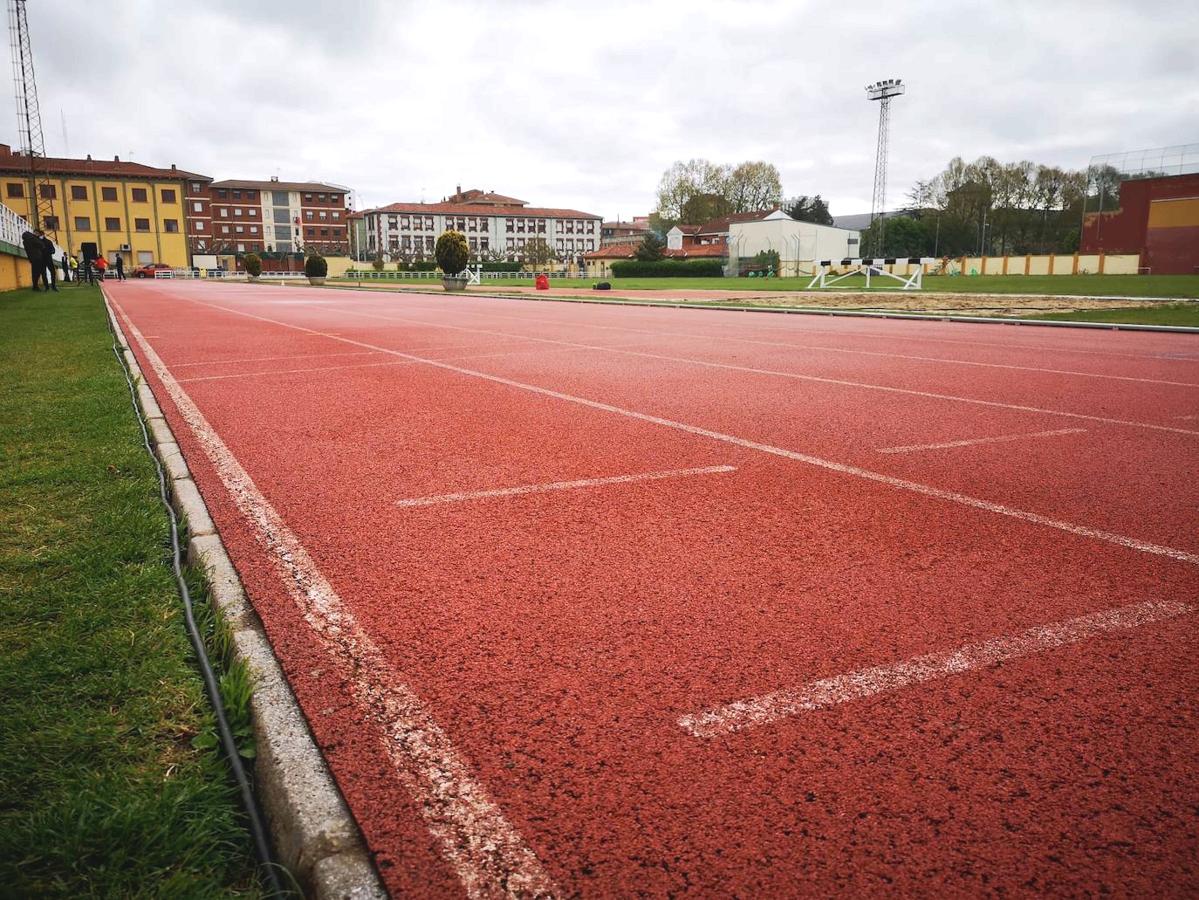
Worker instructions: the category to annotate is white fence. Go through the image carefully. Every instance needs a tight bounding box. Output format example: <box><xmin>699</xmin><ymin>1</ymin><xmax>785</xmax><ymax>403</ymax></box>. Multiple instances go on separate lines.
<box><xmin>0</xmin><ymin>202</ymin><xmax>34</xmax><ymax>252</ymax></box>
<box><xmin>339</xmin><ymin>269</ymin><xmax>564</xmax><ymax>281</ymax></box>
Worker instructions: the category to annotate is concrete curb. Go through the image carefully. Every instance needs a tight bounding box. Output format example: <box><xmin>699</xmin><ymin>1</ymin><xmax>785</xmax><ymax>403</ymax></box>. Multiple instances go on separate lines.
<box><xmin>324</xmin><ymin>280</ymin><xmax>1199</xmax><ymax>334</ymax></box>
<box><xmin>103</xmin><ymin>294</ymin><xmax>387</xmax><ymax>900</ymax></box>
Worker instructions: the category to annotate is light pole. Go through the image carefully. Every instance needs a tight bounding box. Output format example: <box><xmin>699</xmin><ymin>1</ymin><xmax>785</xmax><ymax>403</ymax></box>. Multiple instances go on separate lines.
<box><xmin>865</xmin><ymin>78</ymin><xmax>905</xmax><ymax>258</ymax></box>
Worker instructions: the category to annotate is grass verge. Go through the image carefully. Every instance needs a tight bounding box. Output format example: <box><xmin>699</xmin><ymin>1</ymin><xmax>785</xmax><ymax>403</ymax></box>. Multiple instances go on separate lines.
<box><xmin>332</xmin><ymin>273</ymin><xmax>1199</xmax><ymax>298</ymax></box>
<box><xmin>1027</xmin><ymin>303</ymin><xmax>1199</xmax><ymax>327</ymax></box>
<box><xmin>0</xmin><ymin>286</ymin><xmax>264</xmax><ymax>897</ymax></box>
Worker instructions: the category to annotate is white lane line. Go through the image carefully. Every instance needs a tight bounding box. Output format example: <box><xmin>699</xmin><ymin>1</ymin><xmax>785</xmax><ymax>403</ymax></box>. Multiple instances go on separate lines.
<box><xmin>878</xmin><ymin>427</ymin><xmax>1088</xmax><ymax>454</ymax></box>
<box><xmin>304</xmin><ymin>304</ymin><xmax>1199</xmax><ymax>438</ymax></box>
<box><xmin>182</xmin><ymin>298</ymin><xmax>1199</xmax><ymax>567</ymax></box>
<box><xmin>176</xmin><ymin>359</ymin><xmax>421</xmax><ymax>383</ymax></box>
<box><xmin>679</xmin><ymin>598</ymin><xmax>1193</xmax><ymax>738</ymax></box>
<box><xmin>397</xmin><ymin>465</ymin><xmax>736</xmax><ymax>508</ymax></box>
<box><xmin>109</xmin><ymin>297</ymin><xmax>559</xmax><ymax>899</ymax></box>
<box><xmin>172</xmin><ymin>350</ymin><xmax>384</xmax><ymax>368</ymax></box>
<box><xmin>328</xmin><ymin>298</ymin><xmax>1199</xmax><ymax>388</ymax></box>
<box><xmin>1176</xmin><ymin>414</ymin><xmax>1199</xmax><ymax>421</ymax></box>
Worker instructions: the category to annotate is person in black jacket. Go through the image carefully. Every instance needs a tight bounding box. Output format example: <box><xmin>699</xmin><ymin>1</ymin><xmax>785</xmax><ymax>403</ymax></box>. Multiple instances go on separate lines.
<box><xmin>21</xmin><ymin>229</ymin><xmax>47</xmax><ymax>291</ymax></box>
<box><xmin>39</xmin><ymin>232</ymin><xmax>58</xmax><ymax>292</ymax></box>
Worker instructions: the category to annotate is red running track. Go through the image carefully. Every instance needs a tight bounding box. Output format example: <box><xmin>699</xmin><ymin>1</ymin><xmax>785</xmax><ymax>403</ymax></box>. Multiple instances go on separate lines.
<box><xmin>108</xmin><ymin>281</ymin><xmax>1199</xmax><ymax>897</ymax></box>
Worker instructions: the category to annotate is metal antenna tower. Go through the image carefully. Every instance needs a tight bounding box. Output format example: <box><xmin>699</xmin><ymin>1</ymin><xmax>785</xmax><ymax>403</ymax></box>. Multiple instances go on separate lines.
<box><xmin>865</xmin><ymin>78</ymin><xmax>904</xmax><ymax>257</ymax></box>
<box><xmin>8</xmin><ymin>0</ymin><xmax>54</xmax><ymax>234</ymax></box>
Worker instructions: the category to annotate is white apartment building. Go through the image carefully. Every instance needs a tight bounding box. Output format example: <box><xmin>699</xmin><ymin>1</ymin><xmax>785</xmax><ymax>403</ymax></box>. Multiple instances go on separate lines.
<box><xmin>361</xmin><ymin>189</ymin><xmax>601</xmax><ymax>261</ymax></box>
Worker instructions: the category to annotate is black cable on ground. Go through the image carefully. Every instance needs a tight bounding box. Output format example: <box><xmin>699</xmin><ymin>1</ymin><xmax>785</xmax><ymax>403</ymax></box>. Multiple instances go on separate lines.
<box><xmin>105</xmin><ymin>299</ymin><xmax>288</xmax><ymax>898</ymax></box>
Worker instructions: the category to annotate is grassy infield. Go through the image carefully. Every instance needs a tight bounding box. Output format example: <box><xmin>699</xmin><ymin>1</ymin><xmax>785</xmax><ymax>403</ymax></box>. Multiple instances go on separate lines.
<box><xmin>334</xmin><ymin>273</ymin><xmax>1199</xmax><ymax>324</ymax></box>
<box><xmin>0</xmin><ymin>286</ymin><xmax>262</xmax><ymax>897</ymax></box>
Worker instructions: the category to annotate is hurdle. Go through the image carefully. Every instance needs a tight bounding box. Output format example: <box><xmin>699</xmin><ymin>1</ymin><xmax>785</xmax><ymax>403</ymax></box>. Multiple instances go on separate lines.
<box><xmin>806</xmin><ymin>258</ymin><xmax>934</xmax><ymax>290</ymax></box>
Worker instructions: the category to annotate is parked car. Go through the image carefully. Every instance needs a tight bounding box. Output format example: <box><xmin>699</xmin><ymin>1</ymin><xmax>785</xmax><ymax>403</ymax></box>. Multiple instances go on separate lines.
<box><xmin>133</xmin><ymin>263</ymin><xmax>172</xmax><ymax>278</ymax></box>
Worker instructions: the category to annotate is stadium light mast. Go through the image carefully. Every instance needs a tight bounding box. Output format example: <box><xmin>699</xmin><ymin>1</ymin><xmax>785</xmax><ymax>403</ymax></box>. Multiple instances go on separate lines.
<box><xmin>7</xmin><ymin>0</ymin><xmax>54</xmax><ymax>235</ymax></box>
<box><xmin>865</xmin><ymin>78</ymin><xmax>905</xmax><ymax>257</ymax></box>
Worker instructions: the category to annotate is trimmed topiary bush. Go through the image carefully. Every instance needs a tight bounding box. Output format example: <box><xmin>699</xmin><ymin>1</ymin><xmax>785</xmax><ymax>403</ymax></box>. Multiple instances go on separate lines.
<box><xmin>371</xmin><ymin>255</ymin><xmax>384</xmax><ymax>271</ymax></box>
<box><xmin>243</xmin><ymin>253</ymin><xmax>262</xmax><ymax>277</ymax></box>
<box><xmin>304</xmin><ymin>254</ymin><xmax>328</xmax><ymax>278</ymax></box>
<box><xmin>435</xmin><ymin>231</ymin><xmax>469</xmax><ymax>275</ymax></box>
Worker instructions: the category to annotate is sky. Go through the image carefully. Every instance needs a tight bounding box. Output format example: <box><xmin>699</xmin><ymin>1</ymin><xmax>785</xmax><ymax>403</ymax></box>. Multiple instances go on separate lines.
<box><xmin>12</xmin><ymin>0</ymin><xmax>1198</xmax><ymax>219</ymax></box>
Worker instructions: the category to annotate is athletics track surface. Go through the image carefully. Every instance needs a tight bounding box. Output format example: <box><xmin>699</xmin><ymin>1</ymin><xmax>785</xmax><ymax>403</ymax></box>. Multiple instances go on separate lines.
<box><xmin>107</xmin><ymin>281</ymin><xmax>1199</xmax><ymax>897</ymax></box>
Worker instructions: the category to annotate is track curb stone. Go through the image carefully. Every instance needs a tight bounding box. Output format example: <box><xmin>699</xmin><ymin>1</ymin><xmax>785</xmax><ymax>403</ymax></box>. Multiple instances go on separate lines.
<box><xmin>104</xmin><ymin>294</ymin><xmax>387</xmax><ymax>900</ymax></box>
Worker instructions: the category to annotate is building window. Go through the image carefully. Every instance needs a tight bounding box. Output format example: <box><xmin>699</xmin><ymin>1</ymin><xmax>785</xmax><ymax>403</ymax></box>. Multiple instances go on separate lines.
<box><xmin>305</xmin><ymin>211</ymin><xmax>314</xmax><ymax>221</ymax></box>
<box><xmin>195</xmin><ymin>221</ymin><xmax>205</xmax><ymax>231</ymax></box>
<box><xmin>164</xmin><ymin>219</ymin><xmax>179</xmax><ymax>233</ymax></box>
<box><xmin>105</xmin><ymin>217</ymin><xmax>120</xmax><ymax>231</ymax></box>
<box><xmin>131</xmin><ymin>188</ymin><xmax>147</xmax><ymax>202</ymax></box>
<box><xmin>304</xmin><ymin>193</ymin><xmax>313</xmax><ymax>201</ymax></box>
<box><xmin>306</xmin><ymin>228</ymin><xmax>314</xmax><ymax>237</ymax></box>
<box><xmin>190</xmin><ymin>182</ymin><xmax>203</xmax><ymax>193</ymax></box>
<box><xmin>42</xmin><ymin>215</ymin><xmax>59</xmax><ymax>229</ymax></box>
<box><xmin>272</xmin><ymin>191</ymin><xmax>288</xmax><ymax>206</ymax></box>
<box><xmin>71</xmin><ymin>185</ymin><xmax>88</xmax><ymax>201</ymax></box>
<box><xmin>39</xmin><ymin>184</ymin><xmax>56</xmax><ymax>199</ymax></box>
<box><xmin>192</xmin><ymin>201</ymin><xmax>203</xmax><ymax>212</ymax></box>
<box><xmin>74</xmin><ymin>216</ymin><xmax>91</xmax><ymax>231</ymax></box>
<box><xmin>221</xmin><ymin>225</ymin><xmax>230</xmax><ymax>234</ymax></box>
<box><xmin>249</xmin><ymin>225</ymin><xmax>258</xmax><ymax>234</ymax></box>
<box><xmin>320</xmin><ymin>228</ymin><xmax>328</xmax><ymax>236</ymax></box>
<box><xmin>237</xmin><ymin>243</ymin><xmax>245</xmax><ymax>252</ymax></box>
<box><xmin>161</xmin><ymin>189</ymin><xmax>177</xmax><ymax>203</ymax></box>
<box><xmin>319</xmin><ymin>211</ymin><xmax>327</xmax><ymax>220</ymax></box>
<box><xmin>216</xmin><ymin>189</ymin><xmax>227</xmax><ymax>199</ymax></box>
<box><xmin>232</xmin><ymin>190</ymin><xmax>242</xmax><ymax>199</ymax></box>
<box><xmin>248</xmin><ymin>208</ymin><xmax>257</xmax><ymax>217</ymax></box>
<box><xmin>235</xmin><ymin>225</ymin><xmax>244</xmax><ymax>234</ymax></box>
<box><xmin>318</xmin><ymin>193</ymin><xmax>326</xmax><ymax>201</ymax></box>
<box><xmin>137</xmin><ymin>250</ymin><xmax>153</xmax><ymax>265</ymax></box>
<box><xmin>5</xmin><ymin>182</ymin><xmax>23</xmax><ymax>198</ymax></box>
<box><xmin>234</xmin><ymin>208</ymin><xmax>243</xmax><ymax>217</ymax></box>
<box><xmin>218</xmin><ymin>208</ymin><xmax>228</xmax><ymax>217</ymax></box>
<box><xmin>332</xmin><ymin>211</ymin><xmax>340</xmax><ymax>220</ymax></box>
<box><xmin>331</xmin><ymin>194</ymin><xmax>340</xmax><ymax>203</ymax></box>
<box><xmin>135</xmin><ymin>218</ymin><xmax>150</xmax><ymax>231</ymax></box>
<box><xmin>506</xmin><ymin>218</ymin><xmax>514</xmax><ymax>233</ymax></box>
<box><xmin>101</xmin><ymin>186</ymin><xmax>118</xmax><ymax>201</ymax></box>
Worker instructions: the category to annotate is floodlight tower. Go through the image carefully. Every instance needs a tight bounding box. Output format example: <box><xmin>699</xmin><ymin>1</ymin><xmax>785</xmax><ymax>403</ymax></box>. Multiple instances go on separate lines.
<box><xmin>865</xmin><ymin>78</ymin><xmax>904</xmax><ymax>257</ymax></box>
<box><xmin>7</xmin><ymin>0</ymin><xmax>54</xmax><ymax>235</ymax></box>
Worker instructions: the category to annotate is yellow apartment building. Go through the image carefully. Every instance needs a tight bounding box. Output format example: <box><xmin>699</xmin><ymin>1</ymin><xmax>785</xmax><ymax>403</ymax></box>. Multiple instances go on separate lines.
<box><xmin>0</xmin><ymin>143</ymin><xmax>209</xmax><ymax>268</ymax></box>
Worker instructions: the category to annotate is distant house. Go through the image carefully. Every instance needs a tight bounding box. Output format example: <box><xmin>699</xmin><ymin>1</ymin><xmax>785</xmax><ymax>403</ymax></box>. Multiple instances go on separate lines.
<box><xmin>600</xmin><ymin>216</ymin><xmax>650</xmax><ymax>246</ymax></box>
<box><xmin>582</xmin><ymin>239</ymin><xmax>727</xmax><ymax>278</ymax></box>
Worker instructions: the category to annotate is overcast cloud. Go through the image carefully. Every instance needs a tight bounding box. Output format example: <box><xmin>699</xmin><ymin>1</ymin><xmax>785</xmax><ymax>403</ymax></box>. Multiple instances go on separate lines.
<box><xmin>13</xmin><ymin>0</ymin><xmax>1198</xmax><ymax>218</ymax></box>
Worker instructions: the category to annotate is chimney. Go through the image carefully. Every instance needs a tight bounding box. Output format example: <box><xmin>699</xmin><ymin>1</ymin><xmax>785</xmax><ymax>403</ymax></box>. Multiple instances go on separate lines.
<box><xmin>86</xmin><ymin>153</ymin><xmax>92</xmax><ymax>160</ymax></box>
<box><xmin>270</xmin><ymin>175</ymin><xmax>279</xmax><ymax>182</ymax></box>
<box><xmin>171</xmin><ymin>163</ymin><xmax>176</xmax><ymax>171</ymax></box>
<box><xmin>456</xmin><ymin>184</ymin><xmax>461</xmax><ymax>197</ymax></box>
<box><xmin>114</xmin><ymin>155</ymin><xmax>119</xmax><ymax>162</ymax></box>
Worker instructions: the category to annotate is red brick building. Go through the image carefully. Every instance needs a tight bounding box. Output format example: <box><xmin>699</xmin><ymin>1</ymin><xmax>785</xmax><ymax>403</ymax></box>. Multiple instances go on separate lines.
<box><xmin>185</xmin><ymin>177</ymin><xmax>352</xmax><ymax>256</ymax></box>
<box><xmin>1081</xmin><ymin>174</ymin><xmax>1199</xmax><ymax>274</ymax></box>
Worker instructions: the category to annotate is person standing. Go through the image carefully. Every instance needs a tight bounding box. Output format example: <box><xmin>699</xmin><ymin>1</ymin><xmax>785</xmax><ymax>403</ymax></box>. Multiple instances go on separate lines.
<box><xmin>61</xmin><ymin>250</ymin><xmax>71</xmax><ymax>283</ymax></box>
<box><xmin>39</xmin><ymin>232</ymin><xmax>59</xmax><ymax>292</ymax></box>
<box><xmin>21</xmin><ymin>229</ymin><xmax>47</xmax><ymax>291</ymax></box>
<box><xmin>94</xmin><ymin>255</ymin><xmax>108</xmax><ymax>281</ymax></box>
<box><xmin>114</xmin><ymin>254</ymin><xmax>125</xmax><ymax>281</ymax></box>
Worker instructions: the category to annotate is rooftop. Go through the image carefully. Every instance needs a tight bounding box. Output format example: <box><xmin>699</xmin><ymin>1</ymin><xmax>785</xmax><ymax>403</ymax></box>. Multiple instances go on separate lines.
<box><xmin>0</xmin><ymin>143</ymin><xmax>208</xmax><ymax>181</ymax></box>
<box><xmin>210</xmin><ymin>178</ymin><xmax>348</xmax><ymax>194</ymax></box>
<box><xmin>367</xmin><ymin>201</ymin><xmax>601</xmax><ymax>219</ymax></box>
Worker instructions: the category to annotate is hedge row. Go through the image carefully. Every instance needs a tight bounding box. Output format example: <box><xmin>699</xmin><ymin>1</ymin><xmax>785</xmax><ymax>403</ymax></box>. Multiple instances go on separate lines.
<box><xmin>391</xmin><ymin>260</ymin><xmax>524</xmax><ymax>272</ymax></box>
<box><xmin>610</xmin><ymin>259</ymin><xmax>726</xmax><ymax>278</ymax></box>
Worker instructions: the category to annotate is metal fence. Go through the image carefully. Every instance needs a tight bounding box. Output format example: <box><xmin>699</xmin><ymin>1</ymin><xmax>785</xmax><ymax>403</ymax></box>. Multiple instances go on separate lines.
<box><xmin>1088</xmin><ymin>143</ymin><xmax>1199</xmax><ymax>179</ymax></box>
<box><xmin>339</xmin><ymin>269</ymin><xmax>571</xmax><ymax>281</ymax></box>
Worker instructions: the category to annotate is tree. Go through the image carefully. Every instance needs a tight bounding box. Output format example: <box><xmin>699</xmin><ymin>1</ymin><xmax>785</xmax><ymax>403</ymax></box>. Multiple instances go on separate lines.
<box><xmin>520</xmin><ymin>237</ymin><xmax>559</xmax><ymax>267</ymax></box>
<box><xmin>635</xmin><ymin>233</ymin><xmax>666</xmax><ymax>262</ymax></box>
<box><xmin>654</xmin><ymin>158</ymin><xmax>783</xmax><ymax>225</ymax></box>
<box><xmin>785</xmin><ymin>194</ymin><xmax>834</xmax><ymax>225</ymax></box>
<box><xmin>725</xmin><ymin>161</ymin><xmax>782</xmax><ymax>213</ymax></box>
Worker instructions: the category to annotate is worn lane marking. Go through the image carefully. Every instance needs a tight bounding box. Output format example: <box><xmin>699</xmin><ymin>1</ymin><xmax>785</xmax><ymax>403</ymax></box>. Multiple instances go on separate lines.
<box><xmin>109</xmin><ymin>296</ymin><xmax>560</xmax><ymax>899</ymax></box>
<box><xmin>182</xmin><ymin>298</ymin><xmax>1199</xmax><ymax>567</ymax></box>
<box><xmin>878</xmin><ymin>427</ymin><xmax>1088</xmax><ymax>454</ymax></box>
<box><xmin>679</xmin><ymin>599</ymin><xmax>1193</xmax><ymax>737</ymax></box>
<box><xmin>301</xmin><ymin>303</ymin><xmax>1199</xmax><ymax>438</ymax></box>
<box><xmin>176</xmin><ymin>358</ymin><xmax>422</xmax><ymax>382</ymax></box>
<box><xmin>172</xmin><ymin>349</ymin><xmax>384</xmax><ymax>368</ymax></box>
<box><xmin>397</xmin><ymin>465</ymin><xmax>736</xmax><ymax>508</ymax></box>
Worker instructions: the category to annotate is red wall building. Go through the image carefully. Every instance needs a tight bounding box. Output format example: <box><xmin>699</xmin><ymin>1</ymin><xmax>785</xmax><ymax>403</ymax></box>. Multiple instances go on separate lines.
<box><xmin>1081</xmin><ymin>174</ymin><xmax>1199</xmax><ymax>274</ymax></box>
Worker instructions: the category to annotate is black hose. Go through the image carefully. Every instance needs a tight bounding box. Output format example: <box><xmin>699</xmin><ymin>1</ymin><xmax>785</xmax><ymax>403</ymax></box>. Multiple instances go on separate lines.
<box><xmin>105</xmin><ymin>301</ymin><xmax>287</xmax><ymax>898</ymax></box>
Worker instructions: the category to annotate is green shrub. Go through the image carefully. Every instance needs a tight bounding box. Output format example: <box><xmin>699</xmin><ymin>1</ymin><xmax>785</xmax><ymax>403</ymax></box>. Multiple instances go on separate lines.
<box><xmin>435</xmin><ymin>231</ymin><xmax>469</xmax><ymax>275</ymax></box>
<box><xmin>371</xmin><ymin>255</ymin><xmax>384</xmax><ymax>271</ymax></box>
<box><xmin>243</xmin><ymin>253</ymin><xmax>262</xmax><ymax>277</ymax></box>
<box><xmin>304</xmin><ymin>254</ymin><xmax>328</xmax><ymax>278</ymax></box>
<box><xmin>610</xmin><ymin>258</ymin><xmax>725</xmax><ymax>278</ymax></box>
<box><xmin>479</xmin><ymin>261</ymin><xmax>522</xmax><ymax>272</ymax></box>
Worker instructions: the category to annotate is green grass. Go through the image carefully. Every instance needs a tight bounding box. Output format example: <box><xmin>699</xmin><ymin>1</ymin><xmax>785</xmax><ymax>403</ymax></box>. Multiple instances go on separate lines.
<box><xmin>334</xmin><ymin>273</ymin><xmax>1199</xmax><ymax>298</ymax></box>
<box><xmin>1028</xmin><ymin>303</ymin><xmax>1199</xmax><ymax>327</ymax></box>
<box><xmin>0</xmin><ymin>286</ymin><xmax>264</xmax><ymax>897</ymax></box>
